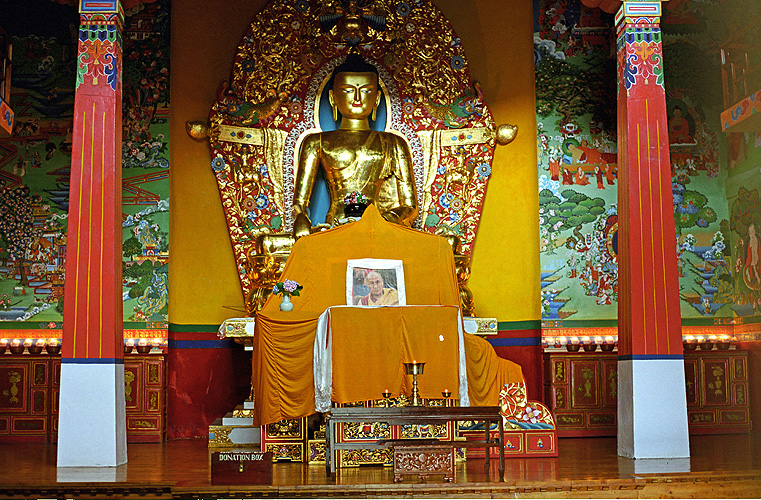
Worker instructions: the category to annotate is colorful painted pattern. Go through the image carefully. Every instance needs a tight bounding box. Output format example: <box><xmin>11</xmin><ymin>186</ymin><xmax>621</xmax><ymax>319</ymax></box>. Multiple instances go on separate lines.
<box><xmin>76</xmin><ymin>14</ymin><xmax>122</xmax><ymax>91</ymax></box>
<box><xmin>0</xmin><ymin>1</ymin><xmax>169</xmax><ymax>340</ymax></box>
<box><xmin>617</xmin><ymin>21</ymin><xmax>664</xmax><ymax>92</ymax></box>
<box><xmin>0</xmin><ymin>97</ymin><xmax>13</xmax><ymax>135</ymax></box>
<box><xmin>720</xmin><ymin>89</ymin><xmax>761</xmax><ymax>131</ymax></box>
<box><xmin>535</xmin><ymin>0</ymin><xmax>748</xmax><ymax>335</ymax></box>
<box><xmin>64</xmin><ymin>0</ymin><xmax>125</xmax><ymax>357</ymax></box>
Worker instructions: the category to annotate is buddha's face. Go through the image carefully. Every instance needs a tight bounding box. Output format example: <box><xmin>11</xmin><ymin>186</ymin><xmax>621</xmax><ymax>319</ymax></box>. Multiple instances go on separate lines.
<box><xmin>329</xmin><ymin>71</ymin><xmax>380</xmax><ymax>121</ymax></box>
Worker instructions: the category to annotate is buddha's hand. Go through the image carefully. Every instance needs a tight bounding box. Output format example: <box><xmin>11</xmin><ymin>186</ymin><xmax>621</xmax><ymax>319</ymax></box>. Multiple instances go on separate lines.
<box><xmin>381</xmin><ymin>207</ymin><xmax>416</xmax><ymax>227</ymax></box>
<box><xmin>381</xmin><ymin>211</ymin><xmax>401</xmax><ymax>225</ymax></box>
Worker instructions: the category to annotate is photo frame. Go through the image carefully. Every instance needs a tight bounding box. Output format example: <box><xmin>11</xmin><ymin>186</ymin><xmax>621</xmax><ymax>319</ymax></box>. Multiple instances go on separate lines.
<box><xmin>346</xmin><ymin>259</ymin><xmax>406</xmax><ymax>307</ymax></box>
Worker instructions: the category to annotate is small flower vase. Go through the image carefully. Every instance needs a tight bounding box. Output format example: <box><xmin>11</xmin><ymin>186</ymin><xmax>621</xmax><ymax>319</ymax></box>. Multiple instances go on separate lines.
<box><xmin>280</xmin><ymin>294</ymin><xmax>294</xmax><ymax>312</ymax></box>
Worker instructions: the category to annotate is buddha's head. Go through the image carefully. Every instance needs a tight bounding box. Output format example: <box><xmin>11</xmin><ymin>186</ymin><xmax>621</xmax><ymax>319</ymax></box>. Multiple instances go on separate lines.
<box><xmin>328</xmin><ymin>54</ymin><xmax>381</xmax><ymax>128</ymax></box>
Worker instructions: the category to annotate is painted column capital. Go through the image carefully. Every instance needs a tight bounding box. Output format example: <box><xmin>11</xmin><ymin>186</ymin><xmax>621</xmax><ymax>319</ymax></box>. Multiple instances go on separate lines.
<box><xmin>76</xmin><ymin>1</ymin><xmax>124</xmax><ymax>92</ymax></box>
<box><xmin>615</xmin><ymin>1</ymin><xmax>662</xmax><ymax>27</ymax></box>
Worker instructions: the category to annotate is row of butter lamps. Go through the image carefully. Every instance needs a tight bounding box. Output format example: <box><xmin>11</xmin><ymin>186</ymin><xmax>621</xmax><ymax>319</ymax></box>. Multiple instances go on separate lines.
<box><xmin>0</xmin><ymin>339</ymin><xmax>163</xmax><ymax>355</ymax></box>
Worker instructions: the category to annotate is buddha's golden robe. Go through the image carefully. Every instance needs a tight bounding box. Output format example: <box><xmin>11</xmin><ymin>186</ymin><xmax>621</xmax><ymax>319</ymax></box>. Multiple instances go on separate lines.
<box><xmin>294</xmin><ymin>130</ymin><xmax>417</xmax><ymax>227</ymax></box>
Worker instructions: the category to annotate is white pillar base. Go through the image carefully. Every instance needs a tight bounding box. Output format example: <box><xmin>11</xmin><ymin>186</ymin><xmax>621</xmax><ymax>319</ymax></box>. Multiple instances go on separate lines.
<box><xmin>57</xmin><ymin>466</ymin><xmax>127</xmax><ymax>482</ymax></box>
<box><xmin>618</xmin><ymin>457</ymin><xmax>691</xmax><ymax>475</ymax></box>
<box><xmin>57</xmin><ymin>361</ymin><xmax>127</xmax><ymax>467</ymax></box>
<box><xmin>617</xmin><ymin>358</ymin><xmax>690</xmax><ymax>459</ymax></box>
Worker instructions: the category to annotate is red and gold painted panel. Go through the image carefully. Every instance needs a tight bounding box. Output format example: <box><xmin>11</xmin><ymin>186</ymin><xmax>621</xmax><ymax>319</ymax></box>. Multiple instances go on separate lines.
<box><xmin>0</xmin><ymin>363</ymin><xmax>27</xmax><ymax>412</ymax></box>
<box><xmin>208</xmin><ymin>0</ymin><xmax>500</xmax><ymax>299</ymax></box>
<box><xmin>0</xmin><ymin>354</ymin><xmax>166</xmax><ymax>443</ymax></box>
<box><xmin>545</xmin><ymin>350</ymin><xmax>751</xmax><ymax>437</ymax></box>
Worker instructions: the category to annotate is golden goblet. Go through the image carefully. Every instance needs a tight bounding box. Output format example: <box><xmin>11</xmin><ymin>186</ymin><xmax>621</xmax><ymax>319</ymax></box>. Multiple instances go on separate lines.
<box><xmin>404</xmin><ymin>361</ymin><xmax>426</xmax><ymax>406</ymax></box>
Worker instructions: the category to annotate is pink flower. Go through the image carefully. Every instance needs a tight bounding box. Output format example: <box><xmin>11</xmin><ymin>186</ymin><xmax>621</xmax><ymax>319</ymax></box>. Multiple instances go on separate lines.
<box><xmin>522</xmin><ymin>406</ymin><xmax>541</xmax><ymax>423</ymax></box>
<box><xmin>283</xmin><ymin>279</ymin><xmax>299</xmax><ymax>293</ymax></box>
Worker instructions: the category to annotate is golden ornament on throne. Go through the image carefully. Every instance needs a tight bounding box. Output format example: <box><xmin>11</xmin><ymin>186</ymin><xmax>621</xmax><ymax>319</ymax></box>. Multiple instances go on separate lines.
<box><xmin>194</xmin><ymin>0</ymin><xmax>517</xmax><ymax>316</ymax></box>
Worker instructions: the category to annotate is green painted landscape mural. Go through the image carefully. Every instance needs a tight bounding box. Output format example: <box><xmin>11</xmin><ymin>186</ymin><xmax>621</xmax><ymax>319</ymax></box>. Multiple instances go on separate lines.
<box><xmin>0</xmin><ymin>0</ymin><xmax>170</xmax><ymax>329</ymax></box>
<box><xmin>534</xmin><ymin>0</ymin><xmax>760</xmax><ymax>322</ymax></box>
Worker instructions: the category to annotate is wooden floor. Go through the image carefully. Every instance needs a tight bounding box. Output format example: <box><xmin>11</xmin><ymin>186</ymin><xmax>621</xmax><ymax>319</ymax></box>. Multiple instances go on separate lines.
<box><xmin>1</xmin><ymin>433</ymin><xmax>760</xmax><ymax>498</ymax></box>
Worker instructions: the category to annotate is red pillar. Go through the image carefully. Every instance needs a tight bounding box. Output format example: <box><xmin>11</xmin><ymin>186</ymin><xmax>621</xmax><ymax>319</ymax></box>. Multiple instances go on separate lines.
<box><xmin>615</xmin><ymin>1</ymin><xmax>689</xmax><ymax>460</ymax></box>
<box><xmin>58</xmin><ymin>0</ymin><xmax>126</xmax><ymax>467</ymax></box>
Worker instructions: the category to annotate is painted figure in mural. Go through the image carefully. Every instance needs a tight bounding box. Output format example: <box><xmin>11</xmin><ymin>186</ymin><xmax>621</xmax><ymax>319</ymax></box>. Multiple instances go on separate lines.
<box><xmin>292</xmin><ymin>54</ymin><xmax>418</xmax><ymax>238</ymax></box>
<box><xmin>604</xmin><ymin>163</ymin><xmax>616</xmax><ymax>185</ymax></box>
<box><xmin>562</xmin><ymin>167</ymin><xmax>574</xmax><ymax>185</ymax></box>
<box><xmin>745</xmin><ymin>223</ymin><xmax>761</xmax><ymax>289</ymax></box>
<box><xmin>548</xmin><ymin>157</ymin><xmax>561</xmax><ymax>181</ymax></box>
<box><xmin>668</xmin><ymin>106</ymin><xmax>693</xmax><ymax>145</ymax></box>
<box><xmin>594</xmin><ymin>165</ymin><xmax>604</xmax><ymax>189</ymax></box>
<box><xmin>575</xmin><ymin>166</ymin><xmax>590</xmax><ymax>186</ymax></box>
<box><xmin>563</xmin><ymin>137</ymin><xmax>617</xmax><ymax>169</ymax></box>
<box><xmin>354</xmin><ymin>270</ymin><xmax>399</xmax><ymax>306</ymax></box>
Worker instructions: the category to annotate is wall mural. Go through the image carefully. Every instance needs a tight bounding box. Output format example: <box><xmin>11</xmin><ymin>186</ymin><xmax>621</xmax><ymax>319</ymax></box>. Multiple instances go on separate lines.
<box><xmin>0</xmin><ymin>0</ymin><xmax>170</xmax><ymax>330</ymax></box>
<box><xmin>535</xmin><ymin>0</ymin><xmax>619</xmax><ymax>322</ymax></box>
<box><xmin>534</xmin><ymin>0</ymin><xmax>751</xmax><ymax>322</ymax></box>
<box><xmin>726</xmin><ymin>145</ymin><xmax>761</xmax><ymax>316</ymax></box>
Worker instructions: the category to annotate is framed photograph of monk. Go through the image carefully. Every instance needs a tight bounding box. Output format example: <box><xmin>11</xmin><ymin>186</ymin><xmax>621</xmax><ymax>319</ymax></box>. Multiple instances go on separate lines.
<box><xmin>346</xmin><ymin>259</ymin><xmax>406</xmax><ymax>307</ymax></box>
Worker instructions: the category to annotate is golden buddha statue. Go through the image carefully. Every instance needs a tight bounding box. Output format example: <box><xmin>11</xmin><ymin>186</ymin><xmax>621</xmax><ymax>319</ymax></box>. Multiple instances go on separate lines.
<box><xmin>293</xmin><ymin>59</ymin><xmax>418</xmax><ymax>236</ymax></box>
<box><xmin>248</xmin><ymin>55</ymin><xmax>419</xmax><ymax>311</ymax></box>
<box><xmin>255</xmin><ymin>55</ymin><xmax>417</xmax><ymax>258</ymax></box>
<box><xmin>294</xmin><ymin>54</ymin><xmax>418</xmax><ymax>237</ymax></box>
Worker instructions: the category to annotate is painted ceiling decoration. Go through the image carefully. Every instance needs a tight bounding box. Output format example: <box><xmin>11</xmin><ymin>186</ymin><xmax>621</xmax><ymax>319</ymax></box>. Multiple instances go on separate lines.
<box><xmin>580</xmin><ymin>0</ymin><xmax>690</xmax><ymax>15</ymax></box>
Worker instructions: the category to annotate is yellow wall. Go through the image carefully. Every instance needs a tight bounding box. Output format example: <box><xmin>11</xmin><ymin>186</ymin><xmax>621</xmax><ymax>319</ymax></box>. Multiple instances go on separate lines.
<box><xmin>169</xmin><ymin>0</ymin><xmax>539</xmax><ymax>325</ymax></box>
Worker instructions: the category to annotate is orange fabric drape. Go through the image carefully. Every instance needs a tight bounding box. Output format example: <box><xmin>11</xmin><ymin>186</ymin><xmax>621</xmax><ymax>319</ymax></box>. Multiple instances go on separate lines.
<box><xmin>329</xmin><ymin>305</ymin><xmax>461</xmax><ymax>402</ymax></box>
<box><xmin>252</xmin><ymin>206</ymin><xmax>522</xmax><ymax>425</ymax></box>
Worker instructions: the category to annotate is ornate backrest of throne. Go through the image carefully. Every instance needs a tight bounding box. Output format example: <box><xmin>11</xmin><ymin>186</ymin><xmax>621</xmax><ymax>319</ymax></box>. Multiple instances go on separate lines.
<box><xmin>202</xmin><ymin>0</ymin><xmax>514</xmax><ymax>315</ymax></box>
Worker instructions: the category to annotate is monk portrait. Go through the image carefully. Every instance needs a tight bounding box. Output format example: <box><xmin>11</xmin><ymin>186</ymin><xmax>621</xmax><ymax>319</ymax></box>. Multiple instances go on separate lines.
<box><xmin>354</xmin><ymin>269</ymin><xmax>399</xmax><ymax>306</ymax></box>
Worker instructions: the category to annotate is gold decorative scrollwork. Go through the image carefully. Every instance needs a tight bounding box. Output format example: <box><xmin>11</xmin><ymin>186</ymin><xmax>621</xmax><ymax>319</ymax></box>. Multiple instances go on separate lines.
<box><xmin>340</xmin><ymin>448</ymin><xmax>392</xmax><ymax>467</ymax></box>
<box><xmin>736</xmin><ymin>385</ymin><xmax>746</xmax><ymax>405</ymax></box>
<box><xmin>131</xmin><ymin>420</ymin><xmax>156</xmax><ymax>429</ymax></box>
<box><xmin>124</xmin><ymin>370</ymin><xmax>135</xmax><ymax>403</ymax></box>
<box><xmin>266</xmin><ymin>443</ymin><xmax>303</xmax><ymax>462</ymax></box>
<box><xmin>232</xmin><ymin>407</ymin><xmax>255</xmax><ymax>418</ymax></box>
<box><xmin>399</xmin><ymin>423</ymin><xmax>447</xmax><ymax>439</ymax></box>
<box><xmin>4</xmin><ymin>371</ymin><xmax>21</xmax><ymax>404</ymax></box>
<box><xmin>308</xmin><ymin>440</ymin><xmax>327</xmax><ymax>463</ymax></box>
<box><xmin>266</xmin><ymin>418</ymin><xmax>302</xmax><ymax>438</ymax></box>
<box><xmin>209</xmin><ymin>427</ymin><xmax>233</xmax><ymax>446</ymax></box>
<box><xmin>342</xmin><ymin>421</ymin><xmax>392</xmax><ymax>440</ymax></box>
<box><xmin>499</xmin><ymin>382</ymin><xmax>555</xmax><ymax>429</ymax></box>
<box><xmin>221</xmin><ymin>319</ymin><xmax>253</xmax><ymax>338</ymax></box>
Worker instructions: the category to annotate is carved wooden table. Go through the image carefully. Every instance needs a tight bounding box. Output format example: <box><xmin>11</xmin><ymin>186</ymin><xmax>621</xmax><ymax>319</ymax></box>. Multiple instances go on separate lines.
<box><xmin>325</xmin><ymin>406</ymin><xmax>504</xmax><ymax>481</ymax></box>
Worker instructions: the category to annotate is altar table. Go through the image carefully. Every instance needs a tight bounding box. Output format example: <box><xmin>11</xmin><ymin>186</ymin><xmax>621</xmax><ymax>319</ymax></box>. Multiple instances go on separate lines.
<box><xmin>325</xmin><ymin>405</ymin><xmax>505</xmax><ymax>481</ymax></box>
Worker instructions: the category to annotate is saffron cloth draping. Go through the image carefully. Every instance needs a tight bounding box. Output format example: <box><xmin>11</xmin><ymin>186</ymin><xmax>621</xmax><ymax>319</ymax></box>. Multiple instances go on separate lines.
<box><xmin>251</xmin><ymin>205</ymin><xmax>522</xmax><ymax>426</ymax></box>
